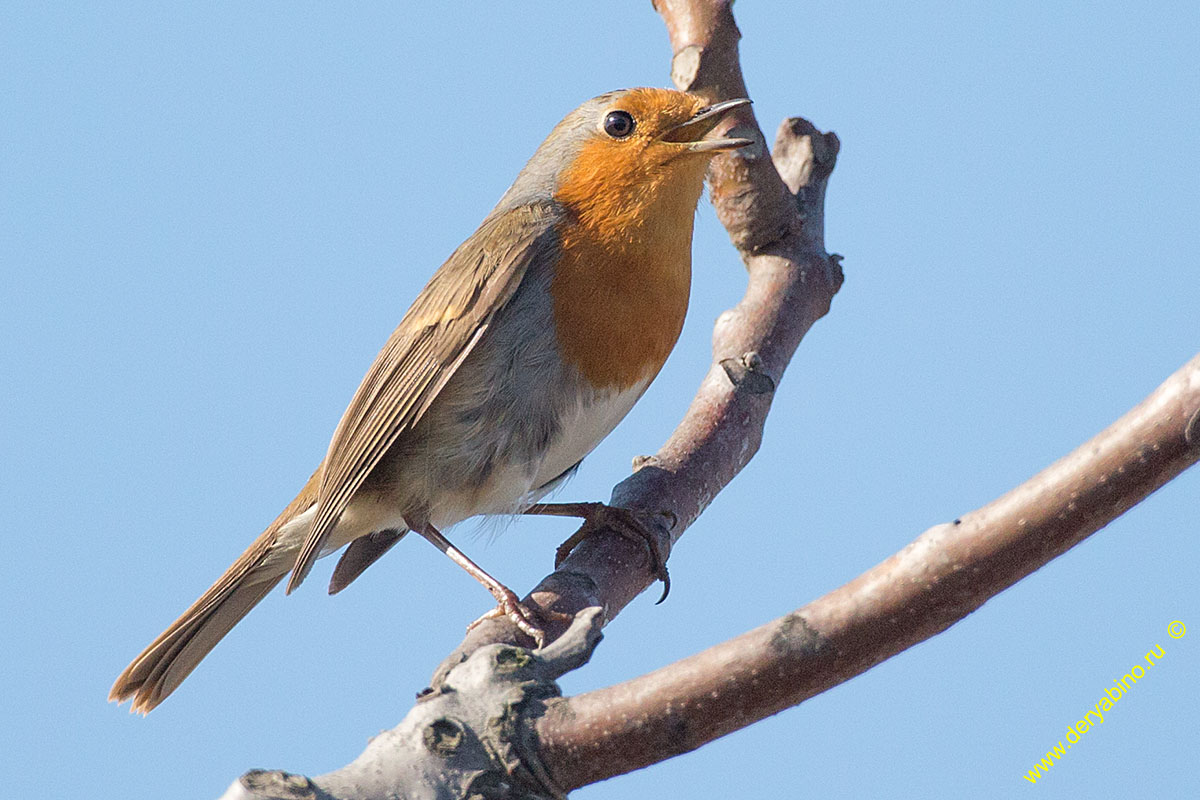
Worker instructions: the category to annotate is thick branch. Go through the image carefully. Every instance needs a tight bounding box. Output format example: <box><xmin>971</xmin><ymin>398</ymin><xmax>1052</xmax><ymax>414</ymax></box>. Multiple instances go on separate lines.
<box><xmin>219</xmin><ymin>610</ymin><xmax>609</xmax><ymax>800</ymax></box>
<box><xmin>432</xmin><ymin>0</ymin><xmax>842</xmax><ymax>682</ymax></box>
<box><xmin>536</xmin><ymin>353</ymin><xmax>1200</xmax><ymax>788</ymax></box>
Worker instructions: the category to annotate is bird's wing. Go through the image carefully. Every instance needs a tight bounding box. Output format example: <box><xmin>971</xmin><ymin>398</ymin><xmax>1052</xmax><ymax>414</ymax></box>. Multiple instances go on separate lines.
<box><xmin>285</xmin><ymin>201</ymin><xmax>559</xmax><ymax>592</ymax></box>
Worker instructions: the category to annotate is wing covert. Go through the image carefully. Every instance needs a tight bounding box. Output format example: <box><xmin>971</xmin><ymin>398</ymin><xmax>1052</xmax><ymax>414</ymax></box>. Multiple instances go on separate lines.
<box><xmin>286</xmin><ymin>202</ymin><xmax>559</xmax><ymax>592</ymax></box>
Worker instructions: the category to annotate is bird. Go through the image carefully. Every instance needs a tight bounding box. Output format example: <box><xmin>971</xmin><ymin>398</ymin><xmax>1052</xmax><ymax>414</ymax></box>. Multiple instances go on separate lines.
<box><xmin>109</xmin><ymin>88</ymin><xmax>751</xmax><ymax>713</ymax></box>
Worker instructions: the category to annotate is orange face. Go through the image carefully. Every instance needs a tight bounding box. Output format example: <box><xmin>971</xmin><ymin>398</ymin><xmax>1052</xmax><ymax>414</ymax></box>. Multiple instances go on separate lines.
<box><xmin>554</xmin><ymin>89</ymin><xmax>727</xmax><ymax>235</ymax></box>
<box><xmin>548</xmin><ymin>89</ymin><xmax>748</xmax><ymax>391</ymax></box>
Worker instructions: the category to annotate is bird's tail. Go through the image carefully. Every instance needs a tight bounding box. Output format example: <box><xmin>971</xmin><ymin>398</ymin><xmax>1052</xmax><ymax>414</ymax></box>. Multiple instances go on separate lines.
<box><xmin>110</xmin><ymin>467</ymin><xmax>321</xmax><ymax>713</ymax></box>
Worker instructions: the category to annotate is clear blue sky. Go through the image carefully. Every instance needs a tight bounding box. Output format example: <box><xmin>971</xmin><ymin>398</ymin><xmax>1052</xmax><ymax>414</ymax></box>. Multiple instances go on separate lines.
<box><xmin>3</xmin><ymin>2</ymin><xmax>1197</xmax><ymax>797</ymax></box>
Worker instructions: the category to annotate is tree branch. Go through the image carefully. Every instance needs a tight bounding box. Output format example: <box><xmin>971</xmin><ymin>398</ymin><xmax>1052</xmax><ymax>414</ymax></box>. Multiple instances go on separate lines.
<box><xmin>431</xmin><ymin>0</ymin><xmax>842</xmax><ymax>683</ymax></box>
<box><xmin>219</xmin><ymin>609</ymin><xmax>610</xmax><ymax>800</ymax></box>
<box><xmin>534</xmin><ymin>352</ymin><xmax>1200</xmax><ymax>789</ymax></box>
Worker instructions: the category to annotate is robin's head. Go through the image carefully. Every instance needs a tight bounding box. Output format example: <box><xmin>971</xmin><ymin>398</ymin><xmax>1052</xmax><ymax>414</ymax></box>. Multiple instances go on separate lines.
<box><xmin>497</xmin><ymin>88</ymin><xmax>751</xmax><ymax>227</ymax></box>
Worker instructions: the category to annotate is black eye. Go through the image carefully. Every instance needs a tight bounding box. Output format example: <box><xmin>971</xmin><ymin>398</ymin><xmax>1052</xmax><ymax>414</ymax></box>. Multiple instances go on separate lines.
<box><xmin>603</xmin><ymin>110</ymin><xmax>635</xmax><ymax>139</ymax></box>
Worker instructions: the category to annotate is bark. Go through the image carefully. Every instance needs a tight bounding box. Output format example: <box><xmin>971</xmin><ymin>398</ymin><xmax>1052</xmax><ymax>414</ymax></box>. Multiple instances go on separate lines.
<box><xmin>219</xmin><ymin>610</ymin><xmax>609</xmax><ymax>800</ymax></box>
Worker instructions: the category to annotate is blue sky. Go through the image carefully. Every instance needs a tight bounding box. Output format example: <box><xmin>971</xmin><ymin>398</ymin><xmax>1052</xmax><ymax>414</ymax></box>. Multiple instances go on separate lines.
<box><xmin>3</xmin><ymin>2</ymin><xmax>1197</xmax><ymax>797</ymax></box>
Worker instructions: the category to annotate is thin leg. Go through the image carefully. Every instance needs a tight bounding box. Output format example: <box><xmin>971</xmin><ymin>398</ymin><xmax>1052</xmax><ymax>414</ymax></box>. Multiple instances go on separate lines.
<box><xmin>405</xmin><ymin>516</ymin><xmax>547</xmax><ymax>646</ymax></box>
<box><xmin>523</xmin><ymin>502</ymin><xmax>675</xmax><ymax>603</ymax></box>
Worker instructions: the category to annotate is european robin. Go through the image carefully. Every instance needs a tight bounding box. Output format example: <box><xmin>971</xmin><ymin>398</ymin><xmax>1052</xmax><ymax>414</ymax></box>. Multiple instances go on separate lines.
<box><xmin>110</xmin><ymin>88</ymin><xmax>751</xmax><ymax>713</ymax></box>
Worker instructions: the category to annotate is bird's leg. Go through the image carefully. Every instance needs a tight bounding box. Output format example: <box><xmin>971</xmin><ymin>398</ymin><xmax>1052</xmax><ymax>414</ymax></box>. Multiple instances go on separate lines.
<box><xmin>523</xmin><ymin>502</ymin><xmax>675</xmax><ymax>603</ymax></box>
<box><xmin>405</xmin><ymin>517</ymin><xmax>548</xmax><ymax>646</ymax></box>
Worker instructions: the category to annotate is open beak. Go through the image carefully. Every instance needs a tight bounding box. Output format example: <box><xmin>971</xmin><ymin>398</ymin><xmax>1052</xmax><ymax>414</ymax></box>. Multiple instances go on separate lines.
<box><xmin>662</xmin><ymin>98</ymin><xmax>753</xmax><ymax>152</ymax></box>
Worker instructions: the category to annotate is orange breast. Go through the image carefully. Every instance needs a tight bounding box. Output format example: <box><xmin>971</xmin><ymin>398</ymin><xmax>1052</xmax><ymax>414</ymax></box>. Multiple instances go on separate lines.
<box><xmin>550</xmin><ymin>139</ymin><xmax>709</xmax><ymax>391</ymax></box>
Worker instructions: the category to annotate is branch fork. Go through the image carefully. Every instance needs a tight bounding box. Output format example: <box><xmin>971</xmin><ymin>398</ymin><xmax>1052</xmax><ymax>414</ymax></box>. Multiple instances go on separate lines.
<box><xmin>220</xmin><ymin>609</ymin><xmax>606</xmax><ymax>800</ymax></box>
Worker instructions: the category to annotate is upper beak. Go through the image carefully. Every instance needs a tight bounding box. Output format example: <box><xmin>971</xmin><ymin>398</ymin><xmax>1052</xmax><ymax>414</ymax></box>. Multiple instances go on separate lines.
<box><xmin>662</xmin><ymin>98</ymin><xmax>753</xmax><ymax>152</ymax></box>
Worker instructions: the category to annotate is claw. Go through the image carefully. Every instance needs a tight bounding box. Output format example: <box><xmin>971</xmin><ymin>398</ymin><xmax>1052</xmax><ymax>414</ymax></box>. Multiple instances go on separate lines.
<box><xmin>532</xmin><ymin>502</ymin><xmax>673</xmax><ymax>601</ymax></box>
<box><xmin>467</xmin><ymin>587</ymin><xmax>545</xmax><ymax>646</ymax></box>
<box><xmin>467</xmin><ymin>592</ymin><xmax>572</xmax><ymax>648</ymax></box>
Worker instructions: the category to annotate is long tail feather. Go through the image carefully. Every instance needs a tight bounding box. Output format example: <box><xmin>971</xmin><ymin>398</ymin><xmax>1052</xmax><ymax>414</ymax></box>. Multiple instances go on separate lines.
<box><xmin>110</xmin><ymin>466</ymin><xmax>322</xmax><ymax>713</ymax></box>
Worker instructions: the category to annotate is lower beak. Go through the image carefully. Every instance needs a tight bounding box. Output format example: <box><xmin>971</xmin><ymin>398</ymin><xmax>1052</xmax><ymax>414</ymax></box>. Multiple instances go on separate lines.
<box><xmin>663</xmin><ymin>98</ymin><xmax>753</xmax><ymax>152</ymax></box>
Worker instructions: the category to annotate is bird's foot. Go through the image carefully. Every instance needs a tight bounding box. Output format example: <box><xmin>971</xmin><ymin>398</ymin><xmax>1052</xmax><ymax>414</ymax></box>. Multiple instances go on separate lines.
<box><xmin>467</xmin><ymin>588</ymin><xmax>571</xmax><ymax>648</ymax></box>
<box><xmin>526</xmin><ymin>502</ymin><xmax>675</xmax><ymax>603</ymax></box>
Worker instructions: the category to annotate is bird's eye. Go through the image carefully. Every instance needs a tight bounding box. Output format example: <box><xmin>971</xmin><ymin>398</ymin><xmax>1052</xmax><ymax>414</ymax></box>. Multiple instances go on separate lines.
<box><xmin>603</xmin><ymin>110</ymin><xmax>635</xmax><ymax>139</ymax></box>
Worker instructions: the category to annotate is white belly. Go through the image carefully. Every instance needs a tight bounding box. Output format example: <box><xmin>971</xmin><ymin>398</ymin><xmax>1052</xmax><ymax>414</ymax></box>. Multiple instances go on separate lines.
<box><xmin>414</xmin><ymin>378</ymin><xmax>649</xmax><ymax>527</ymax></box>
<box><xmin>529</xmin><ymin>377</ymin><xmax>651</xmax><ymax>494</ymax></box>
<box><xmin>312</xmin><ymin>376</ymin><xmax>653</xmax><ymax>541</ymax></box>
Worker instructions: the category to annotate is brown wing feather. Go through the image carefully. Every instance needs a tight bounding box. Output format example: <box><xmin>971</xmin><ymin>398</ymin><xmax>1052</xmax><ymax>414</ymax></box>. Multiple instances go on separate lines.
<box><xmin>285</xmin><ymin>202</ymin><xmax>559</xmax><ymax>592</ymax></box>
